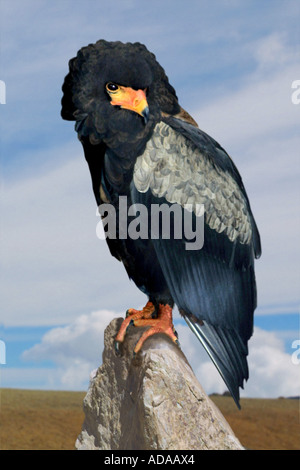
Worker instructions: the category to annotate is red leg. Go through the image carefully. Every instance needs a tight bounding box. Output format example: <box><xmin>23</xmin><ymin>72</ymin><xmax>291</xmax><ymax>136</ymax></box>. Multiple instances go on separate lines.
<box><xmin>115</xmin><ymin>301</ymin><xmax>155</xmax><ymax>345</ymax></box>
<box><xmin>115</xmin><ymin>302</ymin><xmax>179</xmax><ymax>355</ymax></box>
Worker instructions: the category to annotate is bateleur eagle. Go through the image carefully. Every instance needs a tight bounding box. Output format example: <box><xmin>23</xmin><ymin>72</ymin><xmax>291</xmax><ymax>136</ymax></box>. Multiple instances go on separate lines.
<box><xmin>61</xmin><ymin>40</ymin><xmax>261</xmax><ymax>408</ymax></box>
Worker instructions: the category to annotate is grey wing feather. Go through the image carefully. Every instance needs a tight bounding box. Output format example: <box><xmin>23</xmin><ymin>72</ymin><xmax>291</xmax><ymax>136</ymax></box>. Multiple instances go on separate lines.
<box><xmin>132</xmin><ymin>120</ymin><xmax>260</xmax><ymax>406</ymax></box>
<box><xmin>134</xmin><ymin>121</ymin><xmax>253</xmax><ymax>246</ymax></box>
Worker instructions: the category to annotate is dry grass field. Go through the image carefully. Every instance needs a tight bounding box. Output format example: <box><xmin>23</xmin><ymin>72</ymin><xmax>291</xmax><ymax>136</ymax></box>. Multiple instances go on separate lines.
<box><xmin>0</xmin><ymin>388</ymin><xmax>299</xmax><ymax>450</ymax></box>
<box><xmin>0</xmin><ymin>389</ymin><xmax>85</xmax><ymax>450</ymax></box>
<box><xmin>211</xmin><ymin>394</ymin><xmax>300</xmax><ymax>450</ymax></box>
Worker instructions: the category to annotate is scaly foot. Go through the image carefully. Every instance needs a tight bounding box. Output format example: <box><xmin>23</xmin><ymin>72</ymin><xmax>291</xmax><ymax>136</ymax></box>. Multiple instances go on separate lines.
<box><xmin>115</xmin><ymin>302</ymin><xmax>179</xmax><ymax>355</ymax></box>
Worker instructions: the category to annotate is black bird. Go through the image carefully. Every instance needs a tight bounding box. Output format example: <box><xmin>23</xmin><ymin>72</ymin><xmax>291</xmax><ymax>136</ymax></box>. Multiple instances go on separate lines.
<box><xmin>61</xmin><ymin>40</ymin><xmax>261</xmax><ymax>408</ymax></box>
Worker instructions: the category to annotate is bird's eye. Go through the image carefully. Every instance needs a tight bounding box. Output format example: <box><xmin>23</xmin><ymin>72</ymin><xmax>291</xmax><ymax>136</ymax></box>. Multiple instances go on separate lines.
<box><xmin>106</xmin><ymin>82</ymin><xmax>120</xmax><ymax>93</ymax></box>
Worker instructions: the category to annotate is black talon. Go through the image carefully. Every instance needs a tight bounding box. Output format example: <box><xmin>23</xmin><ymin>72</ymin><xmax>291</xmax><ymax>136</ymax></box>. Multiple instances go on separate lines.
<box><xmin>114</xmin><ymin>340</ymin><xmax>121</xmax><ymax>356</ymax></box>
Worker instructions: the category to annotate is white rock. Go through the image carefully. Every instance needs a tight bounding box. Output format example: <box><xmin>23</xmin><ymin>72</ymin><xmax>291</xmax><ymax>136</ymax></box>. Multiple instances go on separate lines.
<box><xmin>75</xmin><ymin>318</ymin><xmax>243</xmax><ymax>450</ymax></box>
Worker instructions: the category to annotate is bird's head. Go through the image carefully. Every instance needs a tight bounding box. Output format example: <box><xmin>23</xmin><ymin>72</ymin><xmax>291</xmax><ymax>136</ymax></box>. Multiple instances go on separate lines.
<box><xmin>61</xmin><ymin>40</ymin><xmax>180</xmax><ymax>150</ymax></box>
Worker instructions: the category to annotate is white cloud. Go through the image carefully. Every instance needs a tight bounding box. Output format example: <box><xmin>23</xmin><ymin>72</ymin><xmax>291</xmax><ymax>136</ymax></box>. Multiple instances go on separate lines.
<box><xmin>177</xmin><ymin>323</ymin><xmax>300</xmax><ymax>398</ymax></box>
<box><xmin>246</xmin><ymin>328</ymin><xmax>300</xmax><ymax>398</ymax></box>
<box><xmin>22</xmin><ymin>310</ymin><xmax>119</xmax><ymax>389</ymax></box>
<box><xmin>21</xmin><ymin>311</ymin><xmax>300</xmax><ymax>398</ymax></box>
<box><xmin>23</xmin><ymin>310</ymin><xmax>118</xmax><ymax>364</ymax></box>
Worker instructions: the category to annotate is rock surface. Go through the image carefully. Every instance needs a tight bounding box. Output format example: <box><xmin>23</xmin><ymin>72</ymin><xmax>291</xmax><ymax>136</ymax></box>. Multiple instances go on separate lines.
<box><xmin>75</xmin><ymin>317</ymin><xmax>243</xmax><ymax>450</ymax></box>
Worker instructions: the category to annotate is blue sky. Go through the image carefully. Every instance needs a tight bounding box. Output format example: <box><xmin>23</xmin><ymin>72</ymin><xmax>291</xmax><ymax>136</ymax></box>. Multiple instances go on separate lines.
<box><xmin>0</xmin><ymin>0</ymin><xmax>299</xmax><ymax>398</ymax></box>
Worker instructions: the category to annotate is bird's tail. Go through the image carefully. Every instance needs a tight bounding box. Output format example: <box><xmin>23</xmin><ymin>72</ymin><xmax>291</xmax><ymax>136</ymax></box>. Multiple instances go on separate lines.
<box><xmin>183</xmin><ymin>313</ymin><xmax>249</xmax><ymax>409</ymax></box>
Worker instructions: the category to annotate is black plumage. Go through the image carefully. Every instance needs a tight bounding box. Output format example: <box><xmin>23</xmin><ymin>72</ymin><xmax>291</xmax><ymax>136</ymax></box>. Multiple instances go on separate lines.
<box><xmin>61</xmin><ymin>40</ymin><xmax>261</xmax><ymax>407</ymax></box>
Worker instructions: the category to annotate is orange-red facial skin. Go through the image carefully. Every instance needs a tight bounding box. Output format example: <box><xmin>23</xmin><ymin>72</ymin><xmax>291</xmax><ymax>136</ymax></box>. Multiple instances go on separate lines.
<box><xmin>107</xmin><ymin>85</ymin><xmax>149</xmax><ymax>118</ymax></box>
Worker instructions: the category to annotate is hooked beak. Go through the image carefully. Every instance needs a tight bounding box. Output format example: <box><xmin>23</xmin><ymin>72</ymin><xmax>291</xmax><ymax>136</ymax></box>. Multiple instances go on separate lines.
<box><xmin>109</xmin><ymin>86</ymin><xmax>150</xmax><ymax>124</ymax></box>
<box><xmin>141</xmin><ymin>105</ymin><xmax>150</xmax><ymax>124</ymax></box>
